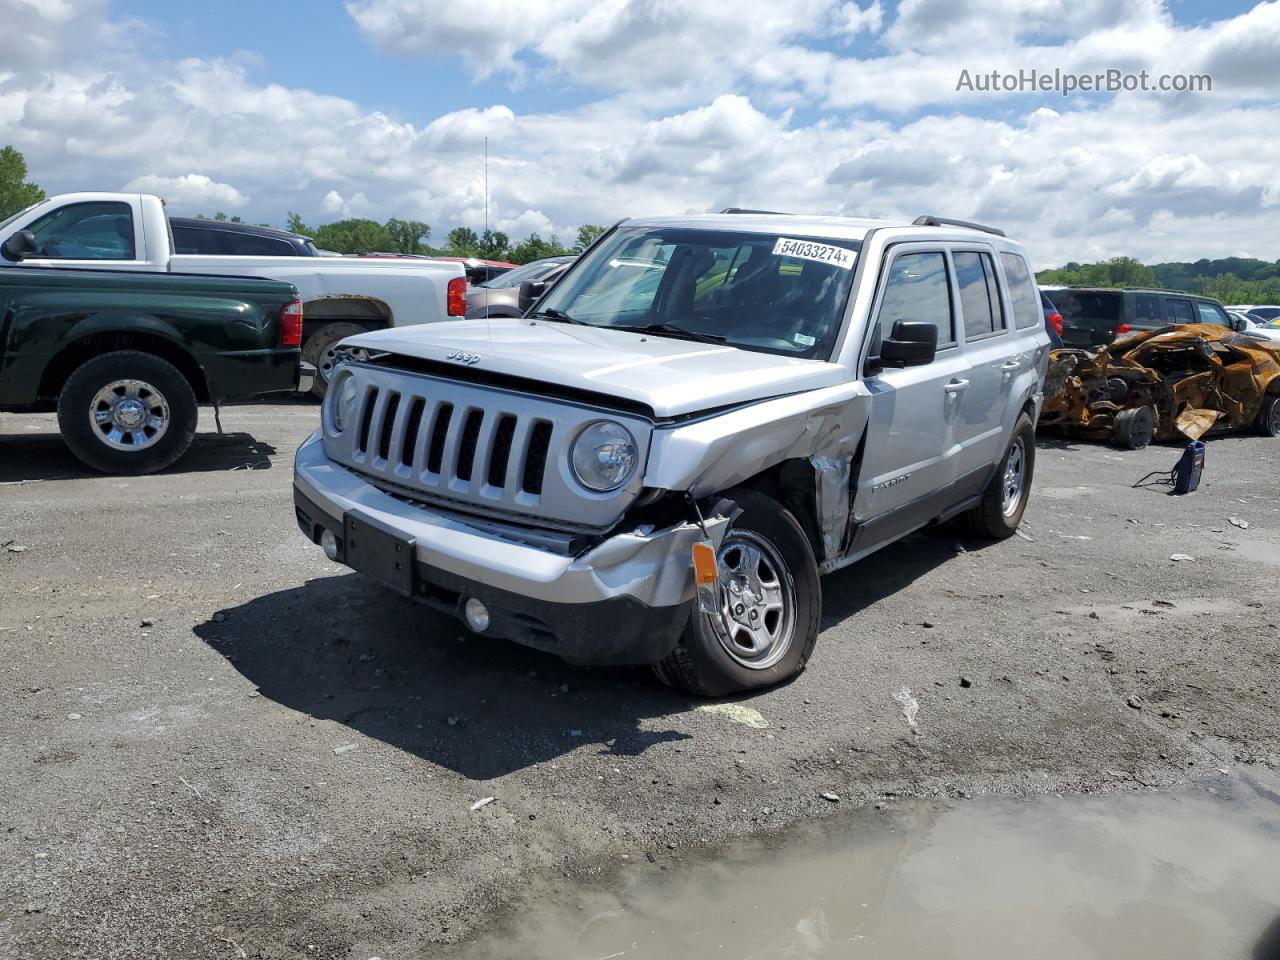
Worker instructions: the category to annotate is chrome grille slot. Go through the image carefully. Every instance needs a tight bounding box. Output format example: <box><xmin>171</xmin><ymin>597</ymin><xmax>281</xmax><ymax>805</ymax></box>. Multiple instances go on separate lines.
<box><xmin>323</xmin><ymin>365</ymin><xmax>651</xmax><ymax>531</ymax></box>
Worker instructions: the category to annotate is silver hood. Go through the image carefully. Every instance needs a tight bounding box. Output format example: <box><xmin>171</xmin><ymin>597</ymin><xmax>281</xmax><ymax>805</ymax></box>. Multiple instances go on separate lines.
<box><xmin>342</xmin><ymin>317</ymin><xmax>848</xmax><ymax>418</ymax></box>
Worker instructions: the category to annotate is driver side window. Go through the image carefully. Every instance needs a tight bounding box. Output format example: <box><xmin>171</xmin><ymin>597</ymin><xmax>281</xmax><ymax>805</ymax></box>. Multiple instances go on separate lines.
<box><xmin>28</xmin><ymin>201</ymin><xmax>136</xmax><ymax>260</ymax></box>
<box><xmin>875</xmin><ymin>251</ymin><xmax>954</xmax><ymax>351</ymax></box>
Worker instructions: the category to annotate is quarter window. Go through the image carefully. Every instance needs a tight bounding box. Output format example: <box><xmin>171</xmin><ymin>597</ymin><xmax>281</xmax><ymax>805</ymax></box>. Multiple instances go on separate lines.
<box><xmin>218</xmin><ymin>232</ymin><xmax>296</xmax><ymax>256</ymax></box>
<box><xmin>875</xmin><ymin>252</ymin><xmax>953</xmax><ymax>350</ymax></box>
<box><xmin>27</xmin><ymin>201</ymin><xmax>136</xmax><ymax>260</ymax></box>
<box><xmin>998</xmin><ymin>253</ymin><xmax>1039</xmax><ymax>330</ymax></box>
<box><xmin>954</xmin><ymin>251</ymin><xmax>1004</xmax><ymax>339</ymax></box>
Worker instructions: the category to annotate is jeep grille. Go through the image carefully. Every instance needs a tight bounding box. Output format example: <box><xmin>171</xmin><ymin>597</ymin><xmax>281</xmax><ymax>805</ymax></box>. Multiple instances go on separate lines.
<box><xmin>323</xmin><ymin>365</ymin><xmax>651</xmax><ymax>530</ymax></box>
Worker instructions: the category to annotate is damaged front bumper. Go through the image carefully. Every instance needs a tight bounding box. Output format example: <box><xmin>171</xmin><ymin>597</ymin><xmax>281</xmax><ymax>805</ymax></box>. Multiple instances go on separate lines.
<box><xmin>293</xmin><ymin>431</ymin><xmax>729</xmax><ymax>665</ymax></box>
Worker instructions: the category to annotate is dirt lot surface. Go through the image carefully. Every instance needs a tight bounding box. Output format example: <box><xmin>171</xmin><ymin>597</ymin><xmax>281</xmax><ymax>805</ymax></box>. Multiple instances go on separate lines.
<box><xmin>2</xmin><ymin>403</ymin><xmax>1278</xmax><ymax>959</ymax></box>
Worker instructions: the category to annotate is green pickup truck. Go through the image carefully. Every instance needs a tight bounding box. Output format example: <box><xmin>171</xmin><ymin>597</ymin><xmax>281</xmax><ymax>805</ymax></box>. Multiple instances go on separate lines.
<box><xmin>0</xmin><ymin>247</ymin><xmax>313</xmax><ymax>474</ymax></box>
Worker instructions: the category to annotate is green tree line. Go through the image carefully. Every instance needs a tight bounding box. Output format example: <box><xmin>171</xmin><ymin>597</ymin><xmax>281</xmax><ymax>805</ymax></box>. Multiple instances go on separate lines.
<box><xmin>1038</xmin><ymin>255</ymin><xmax>1280</xmax><ymax>303</ymax></box>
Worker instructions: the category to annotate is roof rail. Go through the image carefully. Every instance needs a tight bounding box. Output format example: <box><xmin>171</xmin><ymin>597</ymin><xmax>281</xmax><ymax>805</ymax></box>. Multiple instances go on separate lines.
<box><xmin>912</xmin><ymin>215</ymin><xmax>1005</xmax><ymax>237</ymax></box>
<box><xmin>720</xmin><ymin>207</ymin><xmax>790</xmax><ymax>215</ymax></box>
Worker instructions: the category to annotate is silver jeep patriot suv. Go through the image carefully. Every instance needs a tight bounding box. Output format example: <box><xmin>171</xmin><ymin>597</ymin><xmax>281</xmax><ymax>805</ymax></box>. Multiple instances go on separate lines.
<box><xmin>294</xmin><ymin>212</ymin><xmax>1049</xmax><ymax>695</ymax></box>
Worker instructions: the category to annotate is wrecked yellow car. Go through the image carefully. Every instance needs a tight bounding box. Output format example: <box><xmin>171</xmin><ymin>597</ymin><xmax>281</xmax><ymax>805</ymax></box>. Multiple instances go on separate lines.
<box><xmin>1040</xmin><ymin>323</ymin><xmax>1280</xmax><ymax>447</ymax></box>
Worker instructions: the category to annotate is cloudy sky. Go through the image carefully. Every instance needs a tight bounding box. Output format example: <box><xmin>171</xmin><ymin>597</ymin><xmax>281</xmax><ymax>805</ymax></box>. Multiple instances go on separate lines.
<box><xmin>1</xmin><ymin>0</ymin><xmax>1277</xmax><ymax>267</ymax></box>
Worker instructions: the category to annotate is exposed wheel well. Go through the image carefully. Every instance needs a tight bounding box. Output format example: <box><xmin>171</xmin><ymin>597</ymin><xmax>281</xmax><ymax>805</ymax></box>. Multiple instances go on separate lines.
<box><xmin>302</xmin><ymin>297</ymin><xmax>392</xmax><ymax>338</ymax></box>
<box><xmin>39</xmin><ymin>332</ymin><xmax>209</xmax><ymax>403</ymax></box>
<box><xmin>731</xmin><ymin>458</ymin><xmax>825</xmax><ymax>564</ymax></box>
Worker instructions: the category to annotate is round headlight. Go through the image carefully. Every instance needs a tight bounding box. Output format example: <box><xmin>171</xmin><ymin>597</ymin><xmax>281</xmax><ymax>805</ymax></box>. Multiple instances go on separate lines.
<box><xmin>571</xmin><ymin>420</ymin><xmax>638</xmax><ymax>492</ymax></box>
<box><xmin>330</xmin><ymin>374</ymin><xmax>359</xmax><ymax>433</ymax></box>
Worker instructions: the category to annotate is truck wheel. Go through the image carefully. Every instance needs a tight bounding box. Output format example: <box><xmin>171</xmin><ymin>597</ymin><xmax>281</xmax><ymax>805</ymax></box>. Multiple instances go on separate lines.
<box><xmin>57</xmin><ymin>351</ymin><xmax>198</xmax><ymax>475</ymax></box>
<box><xmin>1256</xmin><ymin>395</ymin><xmax>1280</xmax><ymax>437</ymax></box>
<box><xmin>1111</xmin><ymin>405</ymin><xmax>1156</xmax><ymax>449</ymax></box>
<box><xmin>301</xmin><ymin>322</ymin><xmax>366</xmax><ymax>399</ymax></box>
<box><xmin>653</xmin><ymin>489</ymin><xmax>821</xmax><ymax>697</ymax></box>
<box><xmin>967</xmin><ymin>413</ymin><xmax>1035</xmax><ymax>540</ymax></box>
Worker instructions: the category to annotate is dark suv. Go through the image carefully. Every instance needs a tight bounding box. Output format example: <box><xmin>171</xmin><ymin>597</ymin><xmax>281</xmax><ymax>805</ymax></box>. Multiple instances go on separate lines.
<box><xmin>170</xmin><ymin>218</ymin><xmax>319</xmax><ymax>257</ymax></box>
<box><xmin>1053</xmin><ymin>288</ymin><xmax>1237</xmax><ymax>347</ymax></box>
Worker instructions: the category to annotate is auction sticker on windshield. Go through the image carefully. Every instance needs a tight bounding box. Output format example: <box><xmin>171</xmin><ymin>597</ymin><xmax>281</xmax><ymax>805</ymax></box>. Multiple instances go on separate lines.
<box><xmin>772</xmin><ymin>237</ymin><xmax>857</xmax><ymax>270</ymax></box>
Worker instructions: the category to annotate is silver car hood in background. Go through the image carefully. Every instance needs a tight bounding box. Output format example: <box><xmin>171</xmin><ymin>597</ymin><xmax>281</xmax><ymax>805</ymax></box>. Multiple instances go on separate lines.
<box><xmin>341</xmin><ymin>318</ymin><xmax>848</xmax><ymax>418</ymax></box>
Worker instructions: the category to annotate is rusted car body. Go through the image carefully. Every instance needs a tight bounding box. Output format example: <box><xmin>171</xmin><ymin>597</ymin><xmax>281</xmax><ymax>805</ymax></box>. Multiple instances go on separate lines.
<box><xmin>1040</xmin><ymin>323</ymin><xmax>1280</xmax><ymax>445</ymax></box>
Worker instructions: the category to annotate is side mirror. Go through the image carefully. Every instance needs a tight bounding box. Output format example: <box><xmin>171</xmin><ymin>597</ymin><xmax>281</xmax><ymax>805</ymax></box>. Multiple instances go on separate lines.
<box><xmin>1</xmin><ymin>230</ymin><xmax>37</xmax><ymax>263</ymax></box>
<box><xmin>876</xmin><ymin>320</ymin><xmax>938</xmax><ymax>368</ymax></box>
<box><xmin>518</xmin><ymin>280</ymin><xmax>547</xmax><ymax>315</ymax></box>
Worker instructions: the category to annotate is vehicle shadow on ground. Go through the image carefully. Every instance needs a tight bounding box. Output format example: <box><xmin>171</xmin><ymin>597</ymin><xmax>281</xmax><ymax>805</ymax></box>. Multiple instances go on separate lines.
<box><xmin>193</xmin><ymin>573</ymin><xmax>695</xmax><ymax>781</ymax></box>
<box><xmin>195</xmin><ymin>528</ymin><xmax>982</xmax><ymax>780</ymax></box>
<box><xmin>0</xmin><ymin>432</ymin><xmax>279</xmax><ymax>481</ymax></box>
<box><xmin>819</xmin><ymin>528</ymin><xmax>996</xmax><ymax>629</ymax></box>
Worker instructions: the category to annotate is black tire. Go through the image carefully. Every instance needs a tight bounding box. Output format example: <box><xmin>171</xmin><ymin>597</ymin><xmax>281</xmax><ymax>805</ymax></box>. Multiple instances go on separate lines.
<box><xmin>57</xmin><ymin>351</ymin><xmax>198</xmax><ymax>475</ymax></box>
<box><xmin>653</xmin><ymin>489</ymin><xmax>821</xmax><ymax>697</ymax></box>
<box><xmin>967</xmin><ymin>413</ymin><xmax>1036</xmax><ymax>539</ymax></box>
<box><xmin>1111</xmin><ymin>405</ymin><xmax>1156</xmax><ymax>449</ymax></box>
<box><xmin>1257</xmin><ymin>394</ymin><xmax>1280</xmax><ymax>438</ymax></box>
<box><xmin>301</xmin><ymin>322</ymin><xmax>367</xmax><ymax>399</ymax></box>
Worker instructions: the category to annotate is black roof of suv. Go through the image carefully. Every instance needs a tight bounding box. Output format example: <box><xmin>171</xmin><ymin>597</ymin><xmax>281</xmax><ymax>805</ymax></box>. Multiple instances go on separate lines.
<box><xmin>170</xmin><ymin>218</ymin><xmax>319</xmax><ymax>257</ymax></box>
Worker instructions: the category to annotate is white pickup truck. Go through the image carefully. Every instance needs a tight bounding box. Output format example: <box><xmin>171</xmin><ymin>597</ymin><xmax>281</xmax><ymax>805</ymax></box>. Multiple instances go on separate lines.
<box><xmin>0</xmin><ymin>193</ymin><xmax>467</xmax><ymax>396</ymax></box>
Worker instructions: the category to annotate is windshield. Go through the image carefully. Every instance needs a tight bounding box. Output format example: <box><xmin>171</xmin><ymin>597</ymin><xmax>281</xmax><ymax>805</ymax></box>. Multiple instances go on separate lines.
<box><xmin>536</xmin><ymin>226</ymin><xmax>860</xmax><ymax>359</ymax></box>
<box><xmin>480</xmin><ymin>257</ymin><xmax>569</xmax><ymax>289</ymax></box>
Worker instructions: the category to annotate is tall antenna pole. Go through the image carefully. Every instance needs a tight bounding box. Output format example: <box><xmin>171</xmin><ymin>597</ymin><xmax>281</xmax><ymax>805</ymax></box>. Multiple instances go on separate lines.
<box><xmin>484</xmin><ymin>136</ymin><xmax>489</xmax><ymax>239</ymax></box>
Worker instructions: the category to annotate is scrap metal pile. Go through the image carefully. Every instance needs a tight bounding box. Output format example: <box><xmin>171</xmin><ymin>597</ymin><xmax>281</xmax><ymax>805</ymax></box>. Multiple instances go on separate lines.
<box><xmin>1040</xmin><ymin>323</ymin><xmax>1280</xmax><ymax>448</ymax></box>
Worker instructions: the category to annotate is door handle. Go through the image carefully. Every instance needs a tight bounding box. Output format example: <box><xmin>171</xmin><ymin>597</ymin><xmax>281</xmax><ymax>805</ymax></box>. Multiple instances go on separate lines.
<box><xmin>944</xmin><ymin>379</ymin><xmax>969</xmax><ymax>394</ymax></box>
<box><xmin>999</xmin><ymin>360</ymin><xmax>1021</xmax><ymax>372</ymax></box>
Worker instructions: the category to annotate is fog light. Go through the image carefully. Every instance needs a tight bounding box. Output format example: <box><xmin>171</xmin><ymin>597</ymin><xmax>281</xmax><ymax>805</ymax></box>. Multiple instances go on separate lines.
<box><xmin>463</xmin><ymin>598</ymin><xmax>491</xmax><ymax>632</ymax></box>
<box><xmin>320</xmin><ymin>528</ymin><xmax>339</xmax><ymax>561</ymax></box>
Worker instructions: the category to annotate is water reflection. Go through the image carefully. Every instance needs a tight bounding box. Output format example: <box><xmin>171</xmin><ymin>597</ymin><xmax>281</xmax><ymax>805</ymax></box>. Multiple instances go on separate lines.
<box><xmin>446</xmin><ymin>772</ymin><xmax>1280</xmax><ymax>960</ymax></box>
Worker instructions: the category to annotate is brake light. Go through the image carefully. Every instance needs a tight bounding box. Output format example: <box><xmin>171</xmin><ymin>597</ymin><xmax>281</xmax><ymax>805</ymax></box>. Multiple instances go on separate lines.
<box><xmin>1115</xmin><ymin>322</ymin><xmax>1132</xmax><ymax>335</ymax></box>
<box><xmin>447</xmin><ymin>276</ymin><xmax>467</xmax><ymax>317</ymax></box>
<box><xmin>279</xmin><ymin>299</ymin><xmax>304</xmax><ymax>346</ymax></box>
<box><xmin>1048</xmin><ymin>311</ymin><xmax>1063</xmax><ymax>336</ymax></box>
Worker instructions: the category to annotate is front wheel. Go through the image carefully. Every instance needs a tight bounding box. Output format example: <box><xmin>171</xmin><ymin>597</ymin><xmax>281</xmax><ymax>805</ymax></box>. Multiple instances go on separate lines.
<box><xmin>967</xmin><ymin>413</ymin><xmax>1036</xmax><ymax>539</ymax></box>
<box><xmin>57</xmin><ymin>351</ymin><xmax>198</xmax><ymax>475</ymax></box>
<box><xmin>653</xmin><ymin>489</ymin><xmax>821</xmax><ymax>697</ymax></box>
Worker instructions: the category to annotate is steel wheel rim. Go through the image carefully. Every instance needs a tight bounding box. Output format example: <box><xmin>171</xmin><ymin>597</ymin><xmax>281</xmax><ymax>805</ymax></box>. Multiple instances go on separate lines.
<box><xmin>90</xmin><ymin>379</ymin><xmax>170</xmax><ymax>451</ymax></box>
<box><xmin>707</xmin><ymin>530</ymin><xmax>797</xmax><ymax>671</ymax></box>
<box><xmin>1001</xmin><ymin>438</ymin><xmax>1026</xmax><ymax>517</ymax></box>
<box><xmin>319</xmin><ymin>344</ymin><xmax>340</xmax><ymax>384</ymax></box>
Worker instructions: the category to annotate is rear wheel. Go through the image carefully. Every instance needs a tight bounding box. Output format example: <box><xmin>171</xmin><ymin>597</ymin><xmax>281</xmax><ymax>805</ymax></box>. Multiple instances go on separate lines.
<box><xmin>967</xmin><ymin>413</ymin><xmax>1035</xmax><ymax>539</ymax></box>
<box><xmin>1257</xmin><ymin>394</ymin><xmax>1280</xmax><ymax>437</ymax></box>
<box><xmin>1111</xmin><ymin>405</ymin><xmax>1156</xmax><ymax>449</ymax></box>
<box><xmin>57</xmin><ymin>351</ymin><xmax>197</xmax><ymax>475</ymax></box>
<box><xmin>301</xmin><ymin>322</ymin><xmax>366</xmax><ymax>399</ymax></box>
<box><xmin>653</xmin><ymin>489</ymin><xmax>821</xmax><ymax>697</ymax></box>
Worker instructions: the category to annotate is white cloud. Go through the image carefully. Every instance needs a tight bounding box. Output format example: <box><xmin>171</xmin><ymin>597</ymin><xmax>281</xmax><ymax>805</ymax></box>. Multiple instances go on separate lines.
<box><xmin>121</xmin><ymin>174</ymin><xmax>248</xmax><ymax>211</ymax></box>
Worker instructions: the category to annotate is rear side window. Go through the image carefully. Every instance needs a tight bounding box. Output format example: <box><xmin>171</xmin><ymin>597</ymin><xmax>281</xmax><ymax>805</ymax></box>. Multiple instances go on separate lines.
<box><xmin>1195</xmin><ymin>302</ymin><xmax>1231</xmax><ymax>327</ymax></box>
<box><xmin>954</xmin><ymin>251</ymin><xmax>1004</xmax><ymax>339</ymax></box>
<box><xmin>1133</xmin><ymin>294</ymin><xmax>1163</xmax><ymax>325</ymax></box>
<box><xmin>875</xmin><ymin>251</ymin><xmax>953</xmax><ymax>348</ymax></box>
<box><xmin>218</xmin><ymin>232</ymin><xmax>296</xmax><ymax>256</ymax></box>
<box><xmin>27</xmin><ymin>201</ymin><xmax>136</xmax><ymax>260</ymax></box>
<box><xmin>1052</xmin><ymin>291</ymin><xmax>1122</xmax><ymax>325</ymax></box>
<box><xmin>999</xmin><ymin>253</ymin><xmax>1040</xmax><ymax>330</ymax></box>
<box><xmin>172</xmin><ymin>224</ymin><xmax>218</xmax><ymax>255</ymax></box>
<box><xmin>1166</xmin><ymin>298</ymin><xmax>1195</xmax><ymax>323</ymax></box>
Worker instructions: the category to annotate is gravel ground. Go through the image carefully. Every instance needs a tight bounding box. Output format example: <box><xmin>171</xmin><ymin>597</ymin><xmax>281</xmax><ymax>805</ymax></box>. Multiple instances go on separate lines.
<box><xmin>1</xmin><ymin>403</ymin><xmax>1277</xmax><ymax>959</ymax></box>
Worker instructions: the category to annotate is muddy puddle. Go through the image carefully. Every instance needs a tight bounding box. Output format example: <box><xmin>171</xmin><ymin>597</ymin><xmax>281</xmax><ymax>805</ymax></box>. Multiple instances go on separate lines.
<box><xmin>447</xmin><ymin>772</ymin><xmax>1280</xmax><ymax>959</ymax></box>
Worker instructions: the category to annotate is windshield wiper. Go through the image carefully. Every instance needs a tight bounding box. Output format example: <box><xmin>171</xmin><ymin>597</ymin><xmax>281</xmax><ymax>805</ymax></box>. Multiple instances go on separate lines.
<box><xmin>530</xmin><ymin>308</ymin><xmax>587</xmax><ymax>325</ymax></box>
<box><xmin>611</xmin><ymin>322</ymin><xmax>728</xmax><ymax>345</ymax></box>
